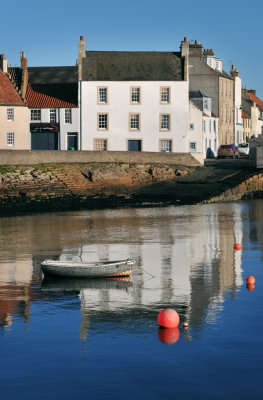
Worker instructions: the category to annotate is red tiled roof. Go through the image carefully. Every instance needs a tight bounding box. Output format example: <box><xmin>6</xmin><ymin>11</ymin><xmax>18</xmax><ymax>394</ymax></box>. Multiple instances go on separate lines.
<box><xmin>0</xmin><ymin>70</ymin><xmax>24</xmax><ymax>105</ymax></box>
<box><xmin>242</xmin><ymin>110</ymin><xmax>250</xmax><ymax>119</ymax></box>
<box><xmin>246</xmin><ymin>92</ymin><xmax>263</xmax><ymax>110</ymax></box>
<box><xmin>26</xmin><ymin>83</ymin><xmax>78</xmax><ymax>108</ymax></box>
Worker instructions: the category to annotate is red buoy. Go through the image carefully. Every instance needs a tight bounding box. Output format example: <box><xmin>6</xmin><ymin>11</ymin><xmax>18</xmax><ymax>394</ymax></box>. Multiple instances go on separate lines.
<box><xmin>246</xmin><ymin>276</ymin><xmax>255</xmax><ymax>284</ymax></box>
<box><xmin>157</xmin><ymin>308</ymin><xmax>180</xmax><ymax>328</ymax></box>
<box><xmin>234</xmin><ymin>243</ymin><xmax>242</xmax><ymax>250</ymax></box>
<box><xmin>158</xmin><ymin>327</ymin><xmax>180</xmax><ymax>345</ymax></box>
<box><xmin>246</xmin><ymin>283</ymin><xmax>255</xmax><ymax>291</ymax></box>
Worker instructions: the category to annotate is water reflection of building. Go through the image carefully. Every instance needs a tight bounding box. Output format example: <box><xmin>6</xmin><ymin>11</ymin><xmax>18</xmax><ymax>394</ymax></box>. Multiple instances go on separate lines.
<box><xmin>57</xmin><ymin>204</ymin><xmax>244</xmax><ymax>337</ymax></box>
<box><xmin>0</xmin><ymin>259</ymin><xmax>33</xmax><ymax>329</ymax></box>
<box><xmin>0</xmin><ymin>203</ymin><xmax>245</xmax><ymax>336</ymax></box>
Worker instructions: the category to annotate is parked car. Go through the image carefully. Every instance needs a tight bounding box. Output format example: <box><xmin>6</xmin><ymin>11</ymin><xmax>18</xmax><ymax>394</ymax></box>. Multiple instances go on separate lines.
<box><xmin>238</xmin><ymin>142</ymin><xmax>249</xmax><ymax>157</ymax></box>
<box><xmin>217</xmin><ymin>144</ymin><xmax>240</xmax><ymax>159</ymax></box>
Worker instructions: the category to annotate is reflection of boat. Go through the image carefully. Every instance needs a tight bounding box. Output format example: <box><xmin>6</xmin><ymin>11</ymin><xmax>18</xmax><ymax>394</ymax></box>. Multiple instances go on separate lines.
<box><xmin>41</xmin><ymin>276</ymin><xmax>133</xmax><ymax>291</ymax></box>
<box><xmin>41</xmin><ymin>259</ymin><xmax>136</xmax><ymax>278</ymax></box>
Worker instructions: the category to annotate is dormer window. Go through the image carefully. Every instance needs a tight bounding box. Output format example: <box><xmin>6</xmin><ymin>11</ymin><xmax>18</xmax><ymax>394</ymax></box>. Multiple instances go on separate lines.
<box><xmin>203</xmin><ymin>98</ymin><xmax>211</xmax><ymax>111</ymax></box>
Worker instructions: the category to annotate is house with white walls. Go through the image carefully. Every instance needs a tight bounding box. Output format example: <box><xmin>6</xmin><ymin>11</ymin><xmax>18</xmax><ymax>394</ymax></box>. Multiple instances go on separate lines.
<box><xmin>189</xmin><ymin>91</ymin><xmax>219</xmax><ymax>158</ymax></box>
<box><xmin>77</xmin><ymin>36</ymin><xmax>189</xmax><ymax>153</ymax></box>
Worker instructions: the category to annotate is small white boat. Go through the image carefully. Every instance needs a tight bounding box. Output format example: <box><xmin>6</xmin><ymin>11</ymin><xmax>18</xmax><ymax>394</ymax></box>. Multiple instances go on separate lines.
<box><xmin>41</xmin><ymin>259</ymin><xmax>136</xmax><ymax>278</ymax></box>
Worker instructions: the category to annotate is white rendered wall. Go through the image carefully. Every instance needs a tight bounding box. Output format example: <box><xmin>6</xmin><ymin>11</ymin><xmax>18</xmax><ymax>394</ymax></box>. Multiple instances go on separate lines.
<box><xmin>29</xmin><ymin>108</ymin><xmax>79</xmax><ymax>150</ymax></box>
<box><xmin>188</xmin><ymin>101</ymin><xmax>203</xmax><ymax>156</ymax></box>
<box><xmin>80</xmin><ymin>81</ymin><xmax>189</xmax><ymax>152</ymax></box>
<box><xmin>203</xmin><ymin>116</ymin><xmax>219</xmax><ymax>156</ymax></box>
<box><xmin>59</xmin><ymin>108</ymin><xmax>79</xmax><ymax>150</ymax></box>
<box><xmin>234</xmin><ymin>76</ymin><xmax>242</xmax><ymax>144</ymax></box>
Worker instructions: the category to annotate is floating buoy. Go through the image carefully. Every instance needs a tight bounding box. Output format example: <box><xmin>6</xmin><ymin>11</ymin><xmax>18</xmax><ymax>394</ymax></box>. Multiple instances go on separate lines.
<box><xmin>157</xmin><ymin>308</ymin><xmax>180</xmax><ymax>328</ymax></box>
<box><xmin>182</xmin><ymin>322</ymin><xmax>189</xmax><ymax>328</ymax></box>
<box><xmin>158</xmin><ymin>327</ymin><xmax>180</xmax><ymax>345</ymax></box>
<box><xmin>246</xmin><ymin>276</ymin><xmax>255</xmax><ymax>284</ymax></box>
<box><xmin>234</xmin><ymin>243</ymin><xmax>242</xmax><ymax>250</ymax></box>
<box><xmin>246</xmin><ymin>283</ymin><xmax>255</xmax><ymax>291</ymax></box>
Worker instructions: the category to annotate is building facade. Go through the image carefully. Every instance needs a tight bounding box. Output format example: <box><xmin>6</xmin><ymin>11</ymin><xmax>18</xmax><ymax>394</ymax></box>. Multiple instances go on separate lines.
<box><xmin>187</xmin><ymin>41</ymin><xmax>235</xmax><ymax>146</ymax></box>
<box><xmin>0</xmin><ymin>55</ymin><xmax>29</xmax><ymax>149</ymax></box>
<box><xmin>77</xmin><ymin>37</ymin><xmax>189</xmax><ymax>153</ymax></box>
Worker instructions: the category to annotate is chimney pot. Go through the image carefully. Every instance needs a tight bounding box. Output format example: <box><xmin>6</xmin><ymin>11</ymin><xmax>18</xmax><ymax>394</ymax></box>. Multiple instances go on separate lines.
<box><xmin>80</xmin><ymin>35</ymin><xmax>84</xmax><ymax>40</ymax></box>
<box><xmin>195</xmin><ymin>40</ymin><xmax>198</xmax><ymax>44</ymax></box>
<box><xmin>184</xmin><ymin>37</ymin><xmax>187</xmax><ymax>42</ymax></box>
<box><xmin>232</xmin><ymin>64</ymin><xmax>234</xmax><ymax>70</ymax></box>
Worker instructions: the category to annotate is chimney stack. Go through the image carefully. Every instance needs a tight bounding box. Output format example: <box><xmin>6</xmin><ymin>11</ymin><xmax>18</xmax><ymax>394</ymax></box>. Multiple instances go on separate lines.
<box><xmin>20</xmin><ymin>51</ymin><xmax>28</xmax><ymax>100</ymax></box>
<box><xmin>78</xmin><ymin>35</ymin><xmax>86</xmax><ymax>59</ymax></box>
<box><xmin>0</xmin><ymin>54</ymin><xmax>8</xmax><ymax>73</ymax></box>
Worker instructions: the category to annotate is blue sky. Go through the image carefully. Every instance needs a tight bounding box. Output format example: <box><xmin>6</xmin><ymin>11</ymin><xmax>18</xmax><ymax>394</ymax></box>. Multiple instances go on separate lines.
<box><xmin>1</xmin><ymin>0</ymin><xmax>262</xmax><ymax>97</ymax></box>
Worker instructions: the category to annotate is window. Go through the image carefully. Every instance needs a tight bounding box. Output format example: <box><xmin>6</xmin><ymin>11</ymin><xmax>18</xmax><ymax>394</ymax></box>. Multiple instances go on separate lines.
<box><xmin>50</xmin><ymin>109</ymin><xmax>56</xmax><ymax>123</ymax></box>
<box><xmin>214</xmin><ymin>138</ymin><xmax>217</xmax><ymax>152</ymax></box>
<box><xmin>160</xmin><ymin>87</ymin><xmax>170</xmax><ymax>103</ymax></box>
<box><xmin>160</xmin><ymin>140</ymin><xmax>172</xmax><ymax>152</ymax></box>
<box><xmin>7</xmin><ymin>108</ymin><xmax>14</xmax><ymax>121</ymax></box>
<box><xmin>7</xmin><ymin>132</ymin><xmax>14</xmax><ymax>146</ymax></box>
<box><xmin>131</xmin><ymin>87</ymin><xmax>140</xmax><ymax>104</ymax></box>
<box><xmin>160</xmin><ymin>114</ymin><xmax>171</xmax><ymax>131</ymax></box>
<box><xmin>214</xmin><ymin>120</ymin><xmax>217</xmax><ymax>132</ymax></box>
<box><xmin>203</xmin><ymin>120</ymin><xmax>206</xmax><ymax>133</ymax></box>
<box><xmin>129</xmin><ymin>113</ymin><xmax>140</xmax><ymax>130</ymax></box>
<box><xmin>209</xmin><ymin>120</ymin><xmax>212</xmax><ymax>132</ymax></box>
<box><xmin>189</xmin><ymin>142</ymin><xmax>196</xmax><ymax>152</ymax></box>
<box><xmin>31</xmin><ymin>109</ymin><xmax>41</xmax><ymax>121</ymax></box>
<box><xmin>65</xmin><ymin>109</ymin><xmax>72</xmax><ymax>124</ymax></box>
<box><xmin>98</xmin><ymin>87</ymin><xmax>108</xmax><ymax>104</ymax></box>
<box><xmin>189</xmin><ymin>123</ymin><xmax>194</xmax><ymax>130</ymax></box>
<box><xmin>94</xmin><ymin>139</ymin><xmax>107</xmax><ymax>151</ymax></box>
<box><xmin>98</xmin><ymin>113</ymin><xmax>108</xmax><ymax>130</ymax></box>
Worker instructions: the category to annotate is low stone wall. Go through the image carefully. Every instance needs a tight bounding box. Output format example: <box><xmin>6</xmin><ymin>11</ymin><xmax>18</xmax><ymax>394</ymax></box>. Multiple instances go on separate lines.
<box><xmin>203</xmin><ymin>173</ymin><xmax>263</xmax><ymax>203</ymax></box>
<box><xmin>0</xmin><ymin>150</ymin><xmax>202</xmax><ymax>166</ymax></box>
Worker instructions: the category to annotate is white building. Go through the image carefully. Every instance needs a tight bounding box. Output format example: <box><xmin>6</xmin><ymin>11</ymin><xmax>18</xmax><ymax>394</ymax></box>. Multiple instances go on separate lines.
<box><xmin>77</xmin><ymin>36</ymin><xmax>189</xmax><ymax>153</ymax></box>
<box><xmin>230</xmin><ymin>65</ymin><xmax>242</xmax><ymax>144</ymax></box>
<box><xmin>189</xmin><ymin>91</ymin><xmax>219</xmax><ymax>158</ymax></box>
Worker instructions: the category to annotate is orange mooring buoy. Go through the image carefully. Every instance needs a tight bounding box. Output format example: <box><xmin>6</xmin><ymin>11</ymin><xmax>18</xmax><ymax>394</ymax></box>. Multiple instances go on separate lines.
<box><xmin>246</xmin><ymin>276</ymin><xmax>256</xmax><ymax>284</ymax></box>
<box><xmin>234</xmin><ymin>243</ymin><xmax>242</xmax><ymax>250</ymax></box>
<box><xmin>246</xmin><ymin>283</ymin><xmax>255</xmax><ymax>291</ymax></box>
<box><xmin>182</xmin><ymin>322</ymin><xmax>189</xmax><ymax>328</ymax></box>
<box><xmin>157</xmin><ymin>308</ymin><xmax>180</xmax><ymax>328</ymax></box>
<box><xmin>158</xmin><ymin>327</ymin><xmax>180</xmax><ymax>345</ymax></box>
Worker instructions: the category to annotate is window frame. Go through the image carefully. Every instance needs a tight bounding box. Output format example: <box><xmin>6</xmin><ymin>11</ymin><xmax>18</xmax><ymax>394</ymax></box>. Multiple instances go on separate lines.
<box><xmin>7</xmin><ymin>132</ymin><xmax>14</xmax><ymax>146</ymax></box>
<box><xmin>160</xmin><ymin>139</ymin><xmax>172</xmax><ymax>152</ymax></box>
<box><xmin>160</xmin><ymin>87</ymin><xmax>170</xmax><ymax>104</ymax></box>
<box><xmin>129</xmin><ymin>113</ymin><xmax>141</xmax><ymax>131</ymax></box>
<box><xmin>65</xmin><ymin>109</ymin><xmax>72</xmax><ymax>124</ymax></box>
<box><xmin>97</xmin><ymin>87</ymin><xmax>108</xmax><ymax>105</ymax></box>
<box><xmin>97</xmin><ymin>113</ymin><xmax>109</xmax><ymax>131</ymax></box>
<box><xmin>130</xmin><ymin>87</ymin><xmax>141</xmax><ymax>104</ymax></box>
<box><xmin>7</xmin><ymin>108</ymin><xmax>14</xmax><ymax>121</ymax></box>
<box><xmin>160</xmin><ymin>113</ymin><xmax>171</xmax><ymax>131</ymax></box>
<box><xmin>31</xmin><ymin>109</ymin><xmax>41</xmax><ymax>121</ymax></box>
<box><xmin>50</xmin><ymin>109</ymin><xmax>57</xmax><ymax>123</ymax></box>
<box><xmin>189</xmin><ymin>141</ymin><xmax>197</xmax><ymax>152</ymax></box>
<box><xmin>94</xmin><ymin>138</ymin><xmax>108</xmax><ymax>151</ymax></box>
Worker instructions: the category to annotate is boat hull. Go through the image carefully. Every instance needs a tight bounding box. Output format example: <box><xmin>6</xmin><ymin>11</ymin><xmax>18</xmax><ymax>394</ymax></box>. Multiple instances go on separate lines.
<box><xmin>41</xmin><ymin>259</ymin><xmax>135</xmax><ymax>278</ymax></box>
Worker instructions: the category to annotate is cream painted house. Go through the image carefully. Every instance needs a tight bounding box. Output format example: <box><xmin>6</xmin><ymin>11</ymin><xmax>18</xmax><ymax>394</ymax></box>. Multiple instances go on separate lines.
<box><xmin>0</xmin><ymin>56</ymin><xmax>29</xmax><ymax>149</ymax></box>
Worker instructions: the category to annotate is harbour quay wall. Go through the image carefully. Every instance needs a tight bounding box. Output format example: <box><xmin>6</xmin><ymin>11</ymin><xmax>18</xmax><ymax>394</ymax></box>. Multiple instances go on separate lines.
<box><xmin>0</xmin><ymin>150</ymin><xmax>202</xmax><ymax>166</ymax></box>
<box><xmin>0</xmin><ymin>150</ymin><xmax>262</xmax><ymax>215</ymax></box>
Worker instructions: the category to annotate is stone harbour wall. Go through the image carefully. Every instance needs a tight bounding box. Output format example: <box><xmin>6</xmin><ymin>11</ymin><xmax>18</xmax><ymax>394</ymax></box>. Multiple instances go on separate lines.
<box><xmin>203</xmin><ymin>173</ymin><xmax>263</xmax><ymax>203</ymax></box>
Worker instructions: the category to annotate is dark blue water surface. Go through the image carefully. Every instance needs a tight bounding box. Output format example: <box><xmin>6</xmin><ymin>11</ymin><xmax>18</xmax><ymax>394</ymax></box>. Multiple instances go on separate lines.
<box><xmin>0</xmin><ymin>201</ymin><xmax>262</xmax><ymax>399</ymax></box>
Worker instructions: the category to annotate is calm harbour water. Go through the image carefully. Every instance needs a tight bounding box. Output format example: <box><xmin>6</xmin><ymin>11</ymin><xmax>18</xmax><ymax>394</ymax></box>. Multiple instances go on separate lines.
<box><xmin>0</xmin><ymin>200</ymin><xmax>263</xmax><ymax>400</ymax></box>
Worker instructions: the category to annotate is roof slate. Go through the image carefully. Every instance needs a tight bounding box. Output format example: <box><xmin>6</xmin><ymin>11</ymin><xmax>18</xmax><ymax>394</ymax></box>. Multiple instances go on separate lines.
<box><xmin>82</xmin><ymin>51</ymin><xmax>184</xmax><ymax>81</ymax></box>
<box><xmin>28</xmin><ymin>66</ymin><xmax>78</xmax><ymax>84</ymax></box>
<box><xmin>0</xmin><ymin>70</ymin><xmax>24</xmax><ymax>105</ymax></box>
